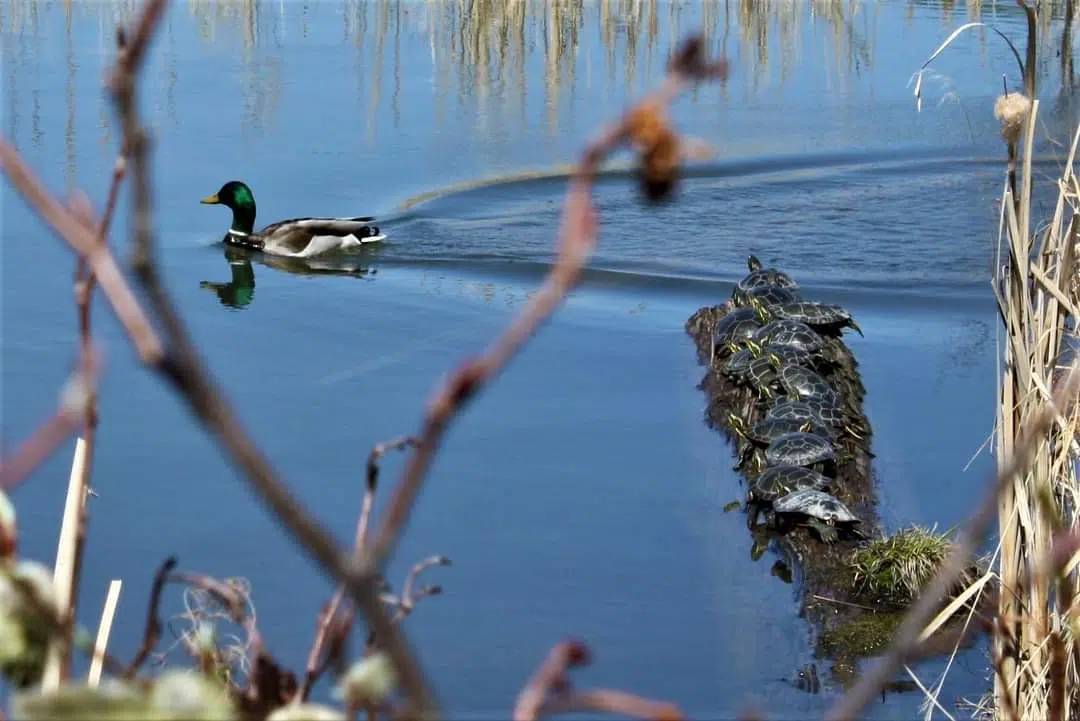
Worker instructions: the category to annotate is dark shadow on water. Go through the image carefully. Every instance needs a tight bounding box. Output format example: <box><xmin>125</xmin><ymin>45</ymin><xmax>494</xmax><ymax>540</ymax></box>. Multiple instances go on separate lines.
<box><xmin>199</xmin><ymin>242</ymin><xmax>380</xmax><ymax>310</ymax></box>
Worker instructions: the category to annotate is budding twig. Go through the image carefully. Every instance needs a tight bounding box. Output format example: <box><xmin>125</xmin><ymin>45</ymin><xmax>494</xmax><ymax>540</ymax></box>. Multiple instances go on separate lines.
<box><xmin>364</xmin><ymin>32</ymin><xmax>731</xmax><ymax>600</ymax></box>
<box><xmin>514</xmin><ymin>639</ymin><xmax>684</xmax><ymax>721</ymax></box>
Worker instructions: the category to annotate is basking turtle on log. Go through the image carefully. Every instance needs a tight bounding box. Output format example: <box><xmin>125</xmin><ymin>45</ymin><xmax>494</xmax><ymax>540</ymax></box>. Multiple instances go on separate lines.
<box><xmin>687</xmin><ymin>255</ymin><xmax>991</xmax><ymax>687</ymax></box>
<box><xmin>685</xmin><ymin>254</ymin><xmax>886</xmax><ymax>677</ymax></box>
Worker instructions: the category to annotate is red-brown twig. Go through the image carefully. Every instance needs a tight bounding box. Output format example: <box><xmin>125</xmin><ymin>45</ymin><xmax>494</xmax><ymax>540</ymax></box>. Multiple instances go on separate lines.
<box><xmin>364</xmin><ymin>33</ymin><xmax>730</xmax><ymax>594</ymax></box>
<box><xmin>386</xmin><ymin>555</ymin><xmax>451</xmax><ymax>624</ymax></box>
<box><xmin>0</xmin><ymin>347</ymin><xmax>102</xmax><ymax>491</ymax></box>
<box><xmin>98</xmin><ymin>3</ymin><xmax>435</xmax><ymax>713</ymax></box>
<box><xmin>297</xmin><ymin>436</ymin><xmax>419</xmax><ymax>702</ymax></box>
<box><xmin>123</xmin><ymin>555</ymin><xmax>178</xmax><ymax>678</ymax></box>
<box><xmin>826</xmin><ymin>360</ymin><xmax>1080</xmax><ymax>721</ymax></box>
<box><xmin>514</xmin><ymin>639</ymin><xmax>592</xmax><ymax>721</ymax></box>
<box><xmin>514</xmin><ymin>639</ymin><xmax>684</xmax><ymax>721</ymax></box>
<box><xmin>0</xmin><ymin>141</ymin><xmax>161</xmax><ymax>364</ymax></box>
<box><xmin>50</xmin><ymin>177</ymin><xmax>122</xmax><ymax>682</ymax></box>
<box><xmin>538</xmin><ymin>690</ymin><xmax>684</xmax><ymax>721</ymax></box>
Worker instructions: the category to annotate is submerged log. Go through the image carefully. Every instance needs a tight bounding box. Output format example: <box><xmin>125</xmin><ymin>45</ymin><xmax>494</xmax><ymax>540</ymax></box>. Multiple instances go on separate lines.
<box><xmin>685</xmin><ymin>295</ymin><xmax>993</xmax><ymax>692</ymax></box>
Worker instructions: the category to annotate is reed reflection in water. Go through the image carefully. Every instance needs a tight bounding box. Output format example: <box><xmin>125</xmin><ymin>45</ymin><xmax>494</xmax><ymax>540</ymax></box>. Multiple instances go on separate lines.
<box><xmin>7</xmin><ymin>0</ymin><xmax>1079</xmax><ymax>186</ymax></box>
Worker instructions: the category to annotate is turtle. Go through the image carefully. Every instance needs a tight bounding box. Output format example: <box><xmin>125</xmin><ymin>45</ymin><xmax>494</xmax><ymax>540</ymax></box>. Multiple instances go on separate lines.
<box><xmin>735</xmin><ymin>284</ymin><xmax>801</xmax><ymax>311</ymax></box>
<box><xmin>757</xmin><ymin>300</ymin><xmax>864</xmax><ymax>338</ymax></box>
<box><xmin>763</xmin><ymin>431</ymin><xmax>837</xmax><ymax>476</ymax></box>
<box><xmin>768</xmin><ymin>489</ymin><xmax>864</xmax><ymax>543</ymax></box>
<box><xmin>773</xmin><ymin>363</ymin><xmax>838</xmax><ymax>403</ymax></box>
<box><xmin>755</xmin><ymin>343</ymin><xmax>819</xmax><ymax>370</ymax></box>
<box><xmin>742</xmin><ymin>356</ymin><xmax>782</xmax><ymax>399</ymax></box>
<box><xmin>712</xmin><ymin>308</ymin><xmax>764</xmax><ymax>364</ymax></box>
<box><xmin>765</xmin><ymin>399</ymin><xmax>866</xmax><ymax>440</ymax></box>
<box><xmin>733</xmin><ymin>254</ymin><xmax>799</xmax><ymax>304</ymax></box>
<box><xmin>728</xmin><ymin>414</ymin><xmax>814</xmax><ymax>472</ymax></box>
<box><xmin>721</xmin><ymin>347</ymin><xmax>756</xmax><ymax>380</ymax></box>
<box><xmin>751</xmin><ymin>319</ymin><xmax>827</xmax><ymax>355</ymax></box>
<box><xmin>746</xmin><ymin>465</ymin><xmax>834</xmax><ymax>527</ymax></box>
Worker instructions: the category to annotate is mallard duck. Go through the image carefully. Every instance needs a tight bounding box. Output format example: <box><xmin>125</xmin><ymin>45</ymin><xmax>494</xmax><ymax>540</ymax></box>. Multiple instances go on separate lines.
<box><xmin>200</xmin><ymin>180</ymin><xmax>386</xmax><ymax>258</ymax></box>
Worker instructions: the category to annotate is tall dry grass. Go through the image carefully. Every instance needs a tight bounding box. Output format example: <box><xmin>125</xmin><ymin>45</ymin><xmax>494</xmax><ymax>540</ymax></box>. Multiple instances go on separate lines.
<box><xmin>991</xmin><ymin>98</ymin><xmax>1080</xmax><ymax>721</ymax></box>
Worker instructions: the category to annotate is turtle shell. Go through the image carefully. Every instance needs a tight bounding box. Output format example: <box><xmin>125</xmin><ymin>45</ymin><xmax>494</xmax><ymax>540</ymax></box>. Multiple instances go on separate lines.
<box><xmin>764</xmin><ymin>431</ymin><xmax>836</xmax><ymax>468</ymax></box>
<box><xmin>739</xmin><ymin>284</ymin><xmax>801</xmax><ymax>311</ymax></box>
<box><xmin>773</xmin><ymin>489</ymin><xmax>859</xmax><ymax>525</ymax></box>
<box><xmin>777</xmin><ymin>365</ymin><xmax>836</xmax><ymax>401</ymax></box>
<box><xmin>749</xmin><ymin>417</ymin><xmax>810</xmax><ymax>445</ymax></box>
<box><xmin>744</xmin><ymin>356</ymin><xmax>779</xmax><ymax>392</ymax></box>
<box><xmin>737</xmin><ymin>256</ymin><xmax>798</xmax><ymax>292</ymax></box>
<box><xmin>751</xmin><ymin>320</ymin><xmax>826</xmax><ymax>354</ymax></box>
<box><xmin>714</xmin><ymin>308</ymin><xmax>763</xmax><ymax>349</ymax></box>
<box><xmin>771</xmin><ymin>301</ymin><xmax>863</xmax><ymax>336</ymax></box>
<box><xmin>767</xmin><ymin>399</ymin><xmax>843</xmax><ymax>428</ymax></box>
<box><xmin>761</xmin><ymin>344</ymin><xmax>817</xmax><ymax>369</ymax></box>
<box><xmin>774</xmin><ymin>301</ymin><xmax>854</xmax><ymax>325</ymax></box>
<box><xmin>750</xmin><ymin>465</ymin><xmax>833</xmax><ymax>502</ymax></box>
<box><xmin>722</xmin><ymin>348</ymin><xmax>755</xmax><ymax>379</ymax></box>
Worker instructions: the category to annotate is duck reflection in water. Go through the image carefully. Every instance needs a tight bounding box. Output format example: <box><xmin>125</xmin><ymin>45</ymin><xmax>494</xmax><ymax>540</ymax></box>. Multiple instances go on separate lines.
<box><xmin>200</xmin><ymin>243</ymin><xmax>376</xmax><ymax>310</ymax></box>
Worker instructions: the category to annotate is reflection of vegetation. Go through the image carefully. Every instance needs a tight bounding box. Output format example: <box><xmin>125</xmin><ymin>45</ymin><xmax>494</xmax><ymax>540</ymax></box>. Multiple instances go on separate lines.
<box><xmin>3</xmin><ymin>0</ymin><xmax>1080</xmax><ymax>174</ymax></box>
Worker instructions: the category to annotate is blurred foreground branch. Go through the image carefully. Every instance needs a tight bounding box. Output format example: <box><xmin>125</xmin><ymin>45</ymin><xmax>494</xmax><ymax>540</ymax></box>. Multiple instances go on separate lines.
<box><xmin>0</xmin><ymin>1</ymin><xmax>733</xmax><ymax>717</ymax></box>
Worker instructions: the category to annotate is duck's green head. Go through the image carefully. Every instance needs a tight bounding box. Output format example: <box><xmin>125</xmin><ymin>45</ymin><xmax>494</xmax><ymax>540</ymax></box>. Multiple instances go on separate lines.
<box><xmin>201</xmin><ymin>180</ymin><xmax>257</xmax><ymax>234</ymax></box>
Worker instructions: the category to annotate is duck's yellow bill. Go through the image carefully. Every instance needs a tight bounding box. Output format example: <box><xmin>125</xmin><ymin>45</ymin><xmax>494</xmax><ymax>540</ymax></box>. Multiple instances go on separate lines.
<box><xmin>200</xmin><ymin>193</ymin><xmax>220</xmax><ymax>204</ymax></box>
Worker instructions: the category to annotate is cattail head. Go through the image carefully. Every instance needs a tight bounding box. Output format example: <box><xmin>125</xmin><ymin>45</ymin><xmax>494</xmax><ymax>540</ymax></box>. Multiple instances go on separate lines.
<box><xmin>994</xmin><ymin>92</ymin><xmax>1033</xmax><ymax>145</ymax></box>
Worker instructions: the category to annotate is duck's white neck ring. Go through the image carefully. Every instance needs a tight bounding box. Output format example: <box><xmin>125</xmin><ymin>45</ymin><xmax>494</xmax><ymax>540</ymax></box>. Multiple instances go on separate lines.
<box><xmin>228</xmin><ymin>229</ymin><xmax>250</xmax><ymax>238</ymax></box>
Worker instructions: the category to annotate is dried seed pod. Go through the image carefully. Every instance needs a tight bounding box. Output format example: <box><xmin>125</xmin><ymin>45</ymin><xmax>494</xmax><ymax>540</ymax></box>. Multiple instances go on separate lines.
<box><xmin>994</xmin><ymin>92</ymin><xmax>1032</xmax><ymax>145</ymax></box>
<box><xmin>625</xmin><ymin>101</ymin><xmax>682</xmax><ymax>203</ymax></box>
<box><xmin>640</xmin><ymin>129</ymin><xmax>681</xmax><ymax>203</ymax></box>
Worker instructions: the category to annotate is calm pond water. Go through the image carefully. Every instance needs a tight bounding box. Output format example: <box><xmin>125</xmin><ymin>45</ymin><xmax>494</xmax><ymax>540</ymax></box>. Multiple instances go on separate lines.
<box><xmin>3</xmin><ymin>0</ymin><xmax>1080</xmax><ymax>717</ymax></box>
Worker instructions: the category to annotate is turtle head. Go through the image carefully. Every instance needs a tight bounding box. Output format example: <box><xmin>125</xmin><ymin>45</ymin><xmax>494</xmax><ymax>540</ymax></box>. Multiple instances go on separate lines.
<box><xmin>727</xmin><ymin>412</ymin><xmax>749</xmax><ymax>437</ymax></box>
<box><xmin>765</xmin><ymin>349</ymin><xmax>785</xmax><ymax>369</ymax></box>
<box><xmin>724</xmin><ymin>340</ymin><xmax>742</xmax><ymax>356</ymax></box>
<box><xmin>751</xmin><ymin>301</ymin><xmax>771</xmax><ymax>324</ymax></box>
<box><xmin>747</xmin><ymin>254</ymin><xmax>762</xmax><ymax>272</ymax></box>
<box><xmin>744</xmin><ymin>338</ymin><xmax>763</xmax><ymax>356</ymax></box>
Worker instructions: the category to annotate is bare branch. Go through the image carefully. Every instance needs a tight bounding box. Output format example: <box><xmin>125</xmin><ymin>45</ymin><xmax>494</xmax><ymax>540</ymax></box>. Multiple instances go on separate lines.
<box><xmin>0</xmin><ymin>140</ymin><xmax>162</xmax><ymax>363</ymax></box>
<box><xmin>365</xmin><ymin>32</ymin><xmax>731</xmax><ymax>588</ymax></box>
<box><xmin>298</xmin><ymin>436</ymin><xmax>419</xmax><ymax>702</ymax></box>
<box><xmin>0</xmin><ymin>348</ymin><xmax>102</xmax><ymax>491</ymax></box>
<box><xmin>123</xmin><ymin>555</ymin><xmax>178</xmax><ymax>678</ymax></box>
<box><xmin>100</xmin><ymin>2</ymin><xmax>436</xmax><ymax>712</ymax></box>
<box><xmin>514</xmin><ymin>640</ymin><xmax>592</xmax><ymax>721</ymax></box>
<box><xmin>514</xmin><ymin>640</ymin><xmax>684</xmax><ymax>721</ymax></box>
<box><xmin>537</xmin><ymin>689</ymin><xmax>685</xmax><ymax>721</ymax></box>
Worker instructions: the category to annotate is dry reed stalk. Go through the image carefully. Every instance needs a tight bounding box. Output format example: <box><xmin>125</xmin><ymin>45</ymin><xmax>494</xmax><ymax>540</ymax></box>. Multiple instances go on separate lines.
<box><xmin>40</xmin><ymin>152</ymin><xmax>126</xmax><ymax>688</ymax></box>
<box><xmin>41</xmin><ymin>437</ymin><xmax>91</xmax><ymax>689</ymax></box>
<box><xmin>990</xmin><ymin>96</ymin><xmax>1080</xmax><ymax>721</ymax></box>
<box><xmin>87</xmin><ymin>579</ymin><xmax>123</xmax><ymax>688</ymax></box>
<box><xmin>826</xmin><ymin>101</ymin><xmax>1080</xmax><ymax>719</ymax></box>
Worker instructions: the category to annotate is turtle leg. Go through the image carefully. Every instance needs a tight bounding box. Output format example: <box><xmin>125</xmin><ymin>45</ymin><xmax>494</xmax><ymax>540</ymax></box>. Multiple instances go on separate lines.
<box><xmin>734</xmin><ymin>444</ymin><xmax>751</xmax><ymax>472</ymax></box>
<box><xmin>746</xmin><ymin>501</ymin><xmax>762</xmax><ymax>530</ymax></box>
<box><xmin>847</xmin><ymin>319</ymin><xmax>864</xmax><ymax>337</ymax></box>
<box><xmin>807</xmin><ymin>519</ymin><xmax>839</xmax><ymax>544</ymax></box>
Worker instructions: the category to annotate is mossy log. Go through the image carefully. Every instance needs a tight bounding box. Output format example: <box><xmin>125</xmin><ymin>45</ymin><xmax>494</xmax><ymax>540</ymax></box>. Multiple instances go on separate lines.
<box><xmin>685</xmin><ymin>299</ymin><xmax>993</xmax><ymax>689</ymax></box>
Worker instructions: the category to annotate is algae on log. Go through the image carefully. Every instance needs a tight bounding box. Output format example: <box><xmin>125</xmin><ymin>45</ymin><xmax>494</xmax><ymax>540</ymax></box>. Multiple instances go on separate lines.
<box><xmin>685</xmin><ymin>297</ymin><xmax>990</xmax><ymax>687</ymax></box>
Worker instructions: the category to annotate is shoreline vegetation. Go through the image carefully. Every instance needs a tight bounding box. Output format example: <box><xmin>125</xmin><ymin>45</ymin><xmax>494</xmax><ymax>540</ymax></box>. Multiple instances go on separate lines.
<box><xmin>2</xmin><ymin>1</ymin><xmax>1080</xmax><ymax>721</ymax></box>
